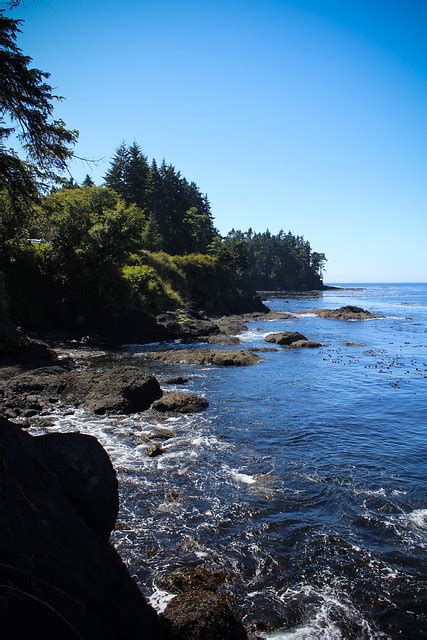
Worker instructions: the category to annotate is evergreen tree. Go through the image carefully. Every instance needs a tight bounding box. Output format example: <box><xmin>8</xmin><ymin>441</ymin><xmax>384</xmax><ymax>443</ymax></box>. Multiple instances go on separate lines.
<box><xmin>82</xmin><ymin>174</ymin><xmax>94</xmax><ymax>187</ymax></box>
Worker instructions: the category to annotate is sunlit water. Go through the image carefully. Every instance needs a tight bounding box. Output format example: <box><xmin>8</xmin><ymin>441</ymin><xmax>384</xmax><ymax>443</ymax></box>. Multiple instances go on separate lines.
<box><xmin>29</xmin><ymin>284</ymin><xmax>426</xmax><ymax>638</ymax></box>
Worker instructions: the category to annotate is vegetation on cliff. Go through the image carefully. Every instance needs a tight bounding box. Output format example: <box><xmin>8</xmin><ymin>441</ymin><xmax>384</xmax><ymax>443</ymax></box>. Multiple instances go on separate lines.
<box><xmin>0</xmin><ymin>11</ymin><xmax>326</xmax><ymax>336</ymax></box>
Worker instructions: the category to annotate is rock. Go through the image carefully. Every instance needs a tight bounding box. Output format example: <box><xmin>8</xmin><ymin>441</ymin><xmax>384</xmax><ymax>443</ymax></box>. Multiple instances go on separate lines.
<box><xmin>249</xmin><ymin>347</ymin><xmax>278</xmax><ymax>352</ymax></box>
<box><xmin>153</xmin><ymin>392</ymin><xmax>209</xmax><ymax>414</ymax></box>
<box><xmin>289</xmin><ymin>340</ymin><xmax>322</xmax><ymax>348</ymax></box>
<box><xmin>32</xmin><ymin>432</ymin><xmax>119</xmax><ymax>540</ymax></box>
<box><xmin>343</xmin><ymin>341</ymin><xmax>365</xmax><ymax>347</ymax></box>
<box><xmin>161</xmin><ymin>376</ymin><xmax>189</xmax><ymax>385</ymax></box>
<box><xmin>162</xmin><ymin>589</ymin><xmax>247</xmax><ymax>640</ymax></box>
<box><xmin>144</xmin><ymin>349</ymin><xmax>261</xmax><ymax>367</ymax></box>
<box><xmin>160</xmin><ymin>567</ymin><xmax>229</xmax><ymax>595</ymax></box>
<box><xmin>264</xmin><ymin>331</ymin><xmax>307</xmax><ymax>345</ymax></box>
<box><xmin>312</xmin><ymin>306</ymin><xmax>382</xmax><ymax>320</ymax></box>
<box><xmin>65</xmin><ymin>366</ymin><xmax>162</xmax><ymax>414</ymax></box>
<box><xmin>156</xmin><ymin>310</ymin><xmax>220</xmax><ymax>340</ymax></box>
<box><xmin>0</xmin><ymin>418</ymin><xmax>172</xmax><ymax>639</ymax></box>
<box><xmin>161</xmin><ymin>567</ymin><xmax>247</xmax><ymax>640</ymax></box>
<box><xmin>148</xmin><ymin>428</ymin><xmax>176</xmax><ymax>440</ymax></box>
<box><xmin>197</xmin><ymin>334</ymin><xmax>241</xmax><ymax>345</ymax></box>
<box><xmin>147</xmin><ymin>443</ymin><xmax>165</xmax><ymax>457</ymax></box>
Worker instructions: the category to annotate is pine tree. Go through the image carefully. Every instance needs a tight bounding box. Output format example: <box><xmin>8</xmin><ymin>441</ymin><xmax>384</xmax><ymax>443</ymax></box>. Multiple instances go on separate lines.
<box><xmin>104</xmin><ymin>142</ymin><xmax>129</xmax><ymax>200</ymax></box>
<box><xmin>82</xmin><ymin>174</ymin><xmax>94</xmax><ymax>187</ymax></box>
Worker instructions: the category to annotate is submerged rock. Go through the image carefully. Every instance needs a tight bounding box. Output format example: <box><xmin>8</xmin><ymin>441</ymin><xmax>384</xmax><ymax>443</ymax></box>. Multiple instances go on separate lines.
<box><xmin>144</xmin><ymin>349</ymin><xmax>261</xmax><ymax>367</ymax></box>
<box><xmin>153</xmin><ymin>392</ymin><xmax>209</xmax><ymax>413</ymax></box>
<box><xmin>312</xmin><ymin>306</ymin><xmax>382</xmax><ymax>320</ymax></box>
<box><xmin>264</xmin><ymin>331</ymin><xmax>308</xmax><ymax>345</ymax></box>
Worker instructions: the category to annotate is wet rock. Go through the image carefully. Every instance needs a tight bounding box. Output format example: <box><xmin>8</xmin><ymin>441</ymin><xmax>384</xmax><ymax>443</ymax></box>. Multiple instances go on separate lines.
<box><xmin>161</xmin><ymin>376</ymin><xmax>190</xmax><ymax>385</ymax></box>
<box><xmin>250</xmin><ymin>347</ymin><xmax>278</xmax><ymax>352</ymax></box>
<box><xmin>162</xmin><ymin>589</ymin><xmax>247</xmax><ymax>640</ymax></box>
<box><xmin>0</xmin><ymin>417</ymin><xmax>172</xmax><ymax>639</ymax></box>
<box><xmin>146</xmin><ymin>443</ymin><xmax>165</xmax><ymax>457</ymax></box>
<box><xmin>197</xmin><ymin>334</ymin><xmax>241</xmax><ymax>345</ymax></box>
<box><xmin>153</xmin><ymin>392</ymin><xmax>209</xmax><ymax>414</ymax></box>
<box><xmin>160</xmin><ymin>567</ymin><xmax>230</xmax><ymax>594</ymax></box>
<box><xmin>65</xmin><ymin>366</ymin><xmax>162</xmax><ymax>414</ymax></box>
<box><xmin>144</xmin><ymin>349</ymin><xmax>261</xmax><ymax>367</ymax></box>
<box><xmin>264</xmin><ymin>331</ymin><xmax>307</xmax><ymax>345</ymax></box>
<box><xmin>290</xmin><ymin>340</ymin><xmax>322</xmax><ymax>348</ymax></box>
<box><xmin>343</xmin><ymin>341</ymin><xmax>365</xmax><ymax>347</ymax></box>
<box><xmin>312</xmin><ymin>306</ymin><xmax>382</xmax><ymax>320</ymax></box>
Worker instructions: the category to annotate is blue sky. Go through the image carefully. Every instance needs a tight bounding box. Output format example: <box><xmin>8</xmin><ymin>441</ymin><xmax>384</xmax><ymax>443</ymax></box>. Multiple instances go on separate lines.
<box><xmin>8</xmin><ymin>0</ymin><xmax>427</xmax><ymax>282</ymax></box>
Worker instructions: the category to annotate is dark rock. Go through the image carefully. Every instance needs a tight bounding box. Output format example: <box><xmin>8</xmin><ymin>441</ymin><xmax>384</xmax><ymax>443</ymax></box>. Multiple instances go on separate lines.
<box><xmin>148</xmin><ymin>428</ymin><xmax>175</xmax><ymax>440</ymax></box>
<box><xmin>0</xmin><ymin>418</ymin><xmax>172</xmax><ymax>639</ymax></box>
<box><xmin>250</xmin><ymin>347</ymin><xmax>278</xmax><ymax>352</ymax></box>
<box><xmin>147</xmin><ymin>442</ymin><xmax>165</xmax><ymax>457</ymax></box>
<box><xmin>343</xmin><ymin>341</ymin><xmax>365</xmax><ymax>347</ymax></box>
<box><xmin>65</xmin><ymin>366</ymin><xmax>162</xmax><ymax>414</ymax></box>
<box><xmin>264</xmin><ymin>331</ymin><xmax>308</xmax><ymax>345</ymax></box>
<box><xmin>162</xmin><ymin>589</ymin><xmax>247</xmax><ymax>640</ymax></box>
<box><xmin>289</xmin><ymin>340</ymin><xmax>322</xmax><ymax>348</ymax></box>
<box><xmin>153</xmin><ymin>392</ymin><xmax>209</xmax><ymax>414</ymax></box>
<box><xmin>161</xmin><ymin>376</ymin><xmax>190</xmax><ymax>385</ymax></box>
<box><xmin>32</xmin><ymin>432</ymin><xmax>119</xmax><ymax>540</ymax></box>
<box><xmin>197</xmin><ymin>334</ymin><xmax>241</xmax><ymax>345</ymax></box>
<box><xmin>312</xmin><ymin>306</ymin><xmax>382</xmax><ymax>320</ymax></box>
<box><xmin>156</xmin><ymin>310</ymin><xmax>220</xmax><ymax>340</ymax></box>
<box><xmin>144</xmin><ymin>349</ymin><xmax>261</xmax><ymax>367</ymax></box>
<box><xmin>160</xmin><ymin>567</ymin><xmax>229</xmax><ymax>595</ymax></box>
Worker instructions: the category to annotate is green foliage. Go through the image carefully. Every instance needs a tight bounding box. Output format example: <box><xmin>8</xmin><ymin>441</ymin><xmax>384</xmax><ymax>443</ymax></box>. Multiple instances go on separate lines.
<box><xmin>104</xmin><ymin>143</ymin><xmax>216</xmax><ymax>254</ymax></box>
<box><xmin>218</xmin><ymin>229</ymin><xmax>326</xmax><ymax>290</ymax></box>
<box><xmin>0</xmin><ymin>11</ymin><xmax>78</xmax><ymax>203</ymax></box>
<box><xmin>122</xmin><ymin>264</ymin><xmax>183</xmax><ymax>314</ymax></box>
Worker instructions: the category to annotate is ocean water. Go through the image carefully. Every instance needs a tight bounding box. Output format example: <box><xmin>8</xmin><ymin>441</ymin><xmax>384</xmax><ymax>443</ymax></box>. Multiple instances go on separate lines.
<box><xmin>30</xmin><ymin>283</ymin><xmax>427</xmax><ymax>638</ymax></box>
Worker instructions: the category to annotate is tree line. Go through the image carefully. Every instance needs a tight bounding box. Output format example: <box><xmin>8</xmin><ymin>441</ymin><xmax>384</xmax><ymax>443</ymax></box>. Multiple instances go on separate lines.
<box><xmin>0</xmin><ymin>10</ymin><xmax>326</xmax><ymax>333</ymax></box>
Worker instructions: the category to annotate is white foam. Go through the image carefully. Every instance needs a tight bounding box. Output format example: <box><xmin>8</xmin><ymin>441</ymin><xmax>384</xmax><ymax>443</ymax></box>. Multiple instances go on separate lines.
<box><xmin>407</xmin><ymin>509</ymin><xmax>427</xmax><ymax>530</ymax></box>
<box><xmin>148</xmin><ymin>586</ymin><xmax>176</xmax><ymax>613</ymax></box>
<box><xmin>228</xmin><ymin>467</ymin><xmax>256</xmax><ymax>485</ymax></box>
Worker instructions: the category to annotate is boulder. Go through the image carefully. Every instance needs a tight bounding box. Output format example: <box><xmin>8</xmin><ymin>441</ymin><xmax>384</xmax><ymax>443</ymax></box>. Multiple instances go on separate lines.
<box><xmin>161</xmin><ymin>567</ymin><xmax>247</xmax><ymax>640</ymax></box>
<box><xmin>264</xmin><ymin>331</ymin><xmax>307</xmax><ymax>345</ymax></box>
<box><xmin>0</xmin><ymin>418</ymin><xmax>172</xmax><ymax>639</ymax></box>
<box><xmin>289</xmin><ymin>340</ymin><xmax>322</xmax><ymax>348</ymax></box>
<box><xmin>153</xmin><ymin>392</ymin><xmax>209</xmax><ymax>414</ymax></box>
<box><xmin>64</xmin><ymin>366</ymin><xmax>162</xmax><ymax>414</ymax></box>
<box><xmin>147</xmin><ymin>443</ymin><xmax>165</xmax><ymax>457</ymax></box>
<box><xmin>161</xmin><ymin>376</ymin><xmax>189</xmax><ymax>385</ymax></box>
<box><xmin>32</xmin><ymin>432</ymin><xmax>119</xmax><ymax>540</ymax></box>
<box><xmin>144</xmin><ymin>349</ymin><xmax>261</xmax><ymax>367</ymax></box>
<box><xmin>156</xmin><ymin>309</ymin><xmax>220</xmax><ymax>340</ymax></box>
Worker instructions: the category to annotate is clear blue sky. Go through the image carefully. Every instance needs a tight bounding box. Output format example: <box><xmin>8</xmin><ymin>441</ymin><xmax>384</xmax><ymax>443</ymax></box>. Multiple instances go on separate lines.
<box><xmin>9</xmin><ymin>0</ymin><xmax>427</xmax><ymax>282</ymax></box>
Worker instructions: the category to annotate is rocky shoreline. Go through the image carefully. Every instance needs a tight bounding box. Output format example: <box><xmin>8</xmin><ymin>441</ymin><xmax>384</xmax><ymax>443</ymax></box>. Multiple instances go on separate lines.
<box><xmin>0</xmin><ymin>303</ymin><xmax>382</xmax><ymax>638</ymax></box>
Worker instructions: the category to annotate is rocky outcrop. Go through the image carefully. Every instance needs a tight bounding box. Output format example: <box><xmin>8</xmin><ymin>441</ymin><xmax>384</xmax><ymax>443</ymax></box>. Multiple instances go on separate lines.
<box><xmin>153</xmin><ymin>392</ymin><xmax>209</xmax><ymax>414</ymax></box>
<box><xmin>311</xmin><ymin>306</ymin><xmax>382</xmax><ymax>320</ymax></box>
<box><xmin>64</xmin><ymin>367</ymin><xmax>162</xmax><ymax>414</ymax></box>
<box><xmin>156</xmin><ymin>309</ymin><xmax>220</xmax><ymax>340</ymax></box>
<box><xmin>160</xmin><ymin>567</ymin><xmax>247</xmax><ymax>640</ymax></box>
<box><xmin>289</xmin><ymin>339</ymin><xmax>322</xmax><ymax>348</ymax></box>
<box><xmin>1</xmin><ymin>365</ymin><xmax>163</xmax><ymax>417</ymax></box>
<box><xmin>0</xmin><ymin>418</ymin><xmax>172</xmax><ymax>639</ymax></box>
<box><xmin>197</xmin><ymin>334</ymin><xmax>241</xmax><ymax>345</ymax></box>
<box><xmin>144</xmin><ymin>349</ymin><xmax>261</xmax><ymax>367</ymax></box>
<box><xmin>264</xmin><ymin>331</ymin><xmax>308</xmax><ymax>345</ymax></box>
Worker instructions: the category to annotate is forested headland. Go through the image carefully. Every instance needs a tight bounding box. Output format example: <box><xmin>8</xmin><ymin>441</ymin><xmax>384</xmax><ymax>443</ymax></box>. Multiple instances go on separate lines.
<box><xmin>0</xmin><ymin>12</ymin><xmax>326</xmax><ymax>340</ymax></box>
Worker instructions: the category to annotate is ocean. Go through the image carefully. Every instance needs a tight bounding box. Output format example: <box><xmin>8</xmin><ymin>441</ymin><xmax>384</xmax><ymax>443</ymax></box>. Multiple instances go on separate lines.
<box><xmin>30</xmin><ymin>283</ymin><xmax>427</xmax><ymax>638</ymax></box>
